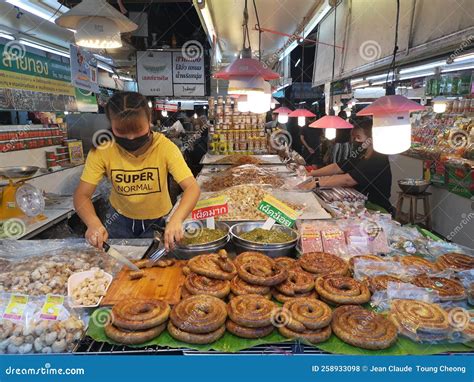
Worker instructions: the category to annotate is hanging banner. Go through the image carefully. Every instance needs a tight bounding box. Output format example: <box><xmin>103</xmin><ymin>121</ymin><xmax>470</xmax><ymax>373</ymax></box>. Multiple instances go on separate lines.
<box><xmin>69</xmin><ymin>44</ymin><xmax>99</xmax><ymax>93</ymax></box>
<box><xmin>172</xmin><ymin>52</ymin><xmax>204</xmax><ymax>84</ymax></box>
<box><xmin>0</xmin><ymin>43</ymin><xmax>97</xmax><ymax>112</ymax></box>
<box><xmin>136</xmin><ymin>51</ymin><xmax>173</xmax><ymax>96</ymax></box>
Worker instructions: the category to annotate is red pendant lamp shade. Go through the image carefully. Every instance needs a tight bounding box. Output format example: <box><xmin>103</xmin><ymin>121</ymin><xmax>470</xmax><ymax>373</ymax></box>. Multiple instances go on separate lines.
<box><xmin>273</xmin><ymin>107</ymin><xmax>292</xmax><ymax>114</ymax></box>
<box><xmin>288</xmin><ymin>108</ymin><xmax>316</xmax><ymax>118</ymax></box>
<box><xmin>356</xmin><ymin>95</ymin><xmax>425</xmax><ymax>116</ymax></box>
<box><xmin>309</xmin><ymin>115</ymin><xmax>353</xmax><ymax>129</ymax></box>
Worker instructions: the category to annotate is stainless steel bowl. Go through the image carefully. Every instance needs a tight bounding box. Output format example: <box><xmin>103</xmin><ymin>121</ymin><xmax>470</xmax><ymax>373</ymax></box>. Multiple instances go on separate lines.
<box><xmin>230</xmin><ymin>222</ymin><xmax>299</xmax><ymax>258</ymax></box>
<box><xmin>0</xmin><ymin>166</ymin><xmax>39</xmax><ymax>179</ymax></box>
<box><xmin>398</xmin><ymin>178</ymin><xmax>431</xmax><ymax>194</ymax></box>
<box><xmin>174</xmin><ymin>221</ymin><xmax>230</xmax><ymax>259</ymax></box>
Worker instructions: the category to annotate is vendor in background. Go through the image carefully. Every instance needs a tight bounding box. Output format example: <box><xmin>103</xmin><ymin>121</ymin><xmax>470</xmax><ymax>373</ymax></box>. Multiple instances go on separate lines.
<box><xmin>73</xmin><ymin>91</ymin><xmax>201</xmax><ymax>250</ymax></box>
<box><xmin>308</xmin><ymin>117</ymin><xmax>393</xmax><ymax>213</ymax></box>
<box><xmin>300</xmin><ymin>118</ymin><xmax>322</xmax><ymax>166</ymax></box>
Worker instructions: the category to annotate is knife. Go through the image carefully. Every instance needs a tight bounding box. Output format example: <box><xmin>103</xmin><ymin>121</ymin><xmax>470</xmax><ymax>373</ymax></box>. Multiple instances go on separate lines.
<box><xmin>103</xmin><ymin>242</ymin><xmax>141</xmax><ymax>271</ymax></box>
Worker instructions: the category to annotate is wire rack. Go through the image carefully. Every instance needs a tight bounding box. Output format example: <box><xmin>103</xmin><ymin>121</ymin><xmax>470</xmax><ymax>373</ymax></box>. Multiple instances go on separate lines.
<box><xmin>73</xmin><ymin>335</ymin><xmax>329</xmax><ymax>355</ymax></box>
<box><xmin>73</xmin><ymin>335</ymin><xmax>474</xmax><ymax>356</ymax></box>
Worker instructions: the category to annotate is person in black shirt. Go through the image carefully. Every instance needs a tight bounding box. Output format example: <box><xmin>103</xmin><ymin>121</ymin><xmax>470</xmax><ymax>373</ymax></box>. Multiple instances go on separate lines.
<box><xmin>300</xmin><ymin>124</ymin><xmax>322</xmax><ymax>165</ymax></box>
<box><xmin>308</xmin><ymin>117</ymin><xmax>393</xmax><ymax>213</ymax></box>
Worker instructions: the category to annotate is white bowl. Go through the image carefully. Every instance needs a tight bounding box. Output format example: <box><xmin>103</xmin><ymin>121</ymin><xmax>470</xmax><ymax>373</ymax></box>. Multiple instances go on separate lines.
<box><xmin>67</xmin><ymin>270</ymin><xmax>113</xmax><ymax>308</ymax></box>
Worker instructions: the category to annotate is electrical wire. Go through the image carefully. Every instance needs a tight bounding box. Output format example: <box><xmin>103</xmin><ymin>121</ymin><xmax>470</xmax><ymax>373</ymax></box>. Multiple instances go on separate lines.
<box><xmin>252</xmin><ymin>0</ymin><xmax>262</xmax><ymax>60</ymax></box>
<box><xmin>385</xmin><ymin>0</ymin><xmax>400</xmax><ymax>89</ymax></box>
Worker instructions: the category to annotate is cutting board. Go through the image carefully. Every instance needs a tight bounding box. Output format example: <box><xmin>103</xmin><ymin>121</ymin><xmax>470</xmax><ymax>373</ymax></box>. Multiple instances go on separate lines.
<box><xmin>100</xmin><ymin>261</ymin><xmax>186</xmax><ymax>306</ymax></box>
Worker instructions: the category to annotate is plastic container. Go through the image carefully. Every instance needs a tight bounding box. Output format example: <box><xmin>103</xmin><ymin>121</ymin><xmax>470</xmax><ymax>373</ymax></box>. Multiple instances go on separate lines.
<box><xmin>67</xmin><ymin>270</ymin><xmax>113</xmax><ymax>308</ymax></box>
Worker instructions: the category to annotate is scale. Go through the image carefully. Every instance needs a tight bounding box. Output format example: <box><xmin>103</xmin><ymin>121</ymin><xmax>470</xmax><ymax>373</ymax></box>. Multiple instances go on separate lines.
<box><xmin>0</xmin><ymin>166</ymin><xmax>45</xmax><ymax>220</ymax></box>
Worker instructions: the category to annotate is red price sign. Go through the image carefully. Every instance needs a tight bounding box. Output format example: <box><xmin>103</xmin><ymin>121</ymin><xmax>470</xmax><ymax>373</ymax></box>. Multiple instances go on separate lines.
<box><xmin>191</xmin><ymin>196</ymin><xmax>228</xmax><ymax>220</ymax></box>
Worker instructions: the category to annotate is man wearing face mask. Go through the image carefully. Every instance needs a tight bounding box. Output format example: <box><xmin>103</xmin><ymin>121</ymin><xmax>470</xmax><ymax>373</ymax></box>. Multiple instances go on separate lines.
<box><xmin>307</xmin><ymin>117</ymin><xmax>393</xmax><ymax>213</ymax></box>
<box><xmin>73</xmin><ymin>92</ymin><xmax>201</xmax><ymax>250</ymax></box>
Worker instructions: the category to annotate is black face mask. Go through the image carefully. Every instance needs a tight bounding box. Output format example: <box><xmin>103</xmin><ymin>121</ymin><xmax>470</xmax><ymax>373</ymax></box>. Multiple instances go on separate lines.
<box><xmin>113</xmin><ymin>131</ymin><xmax>151</xmax><ymax>152</ymax></box>
<box><xmin>350</xmin><ymin>141</ymin><xmax>367</xmax><ymax>159</ymax></box>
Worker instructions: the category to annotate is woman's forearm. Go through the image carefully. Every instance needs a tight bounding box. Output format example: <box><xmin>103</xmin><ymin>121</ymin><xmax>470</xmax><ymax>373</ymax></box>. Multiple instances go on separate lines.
<box><xmin>73</xmin><ymin>193</ymin><xmax>102</xmax><ymax>228</ymax></box>
<box><xmin>319</xmin><ymin>174</ymin><xmax>357</xmax><ymax>188</ymax></box>
<box><xmin>310</xmin><ymin>163</ymin><xmax>343</xmax><ymax>177</ymax></box>
<box><xmin>170</xmin><ymin>182</ymin><xmax>200</xmax><ymax>222</ymax></box>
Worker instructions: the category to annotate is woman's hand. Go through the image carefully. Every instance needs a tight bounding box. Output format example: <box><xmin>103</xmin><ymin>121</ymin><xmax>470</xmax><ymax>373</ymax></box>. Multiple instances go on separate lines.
<box><xmin>164</xmin><ymin>217</ymin><xmax>184</xmax><ymax>251</ymax></box>
<box><xmin>85</xmin><ymin>223</ymin><xmax>108</xmax><ymax>249</ymax></box>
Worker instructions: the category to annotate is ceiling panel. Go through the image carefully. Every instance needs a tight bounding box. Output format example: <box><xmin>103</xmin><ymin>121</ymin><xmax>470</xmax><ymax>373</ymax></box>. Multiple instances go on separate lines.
<box><xmin>207</xmin><ymin>0</ymin><xmax>323</xmax><ymax>61</ymax></box>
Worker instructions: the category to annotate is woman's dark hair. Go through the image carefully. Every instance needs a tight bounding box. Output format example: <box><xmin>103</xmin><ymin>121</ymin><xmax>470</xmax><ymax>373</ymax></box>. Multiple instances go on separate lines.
<box><xmin>350</xmin><ymin>116</ymin><xmax>373</xmax><ymax>138</ymax></box>
<box><xmin>105</xmin><ymin>91</ymin><xmax>151</xmax><ymax>133</ymax></box>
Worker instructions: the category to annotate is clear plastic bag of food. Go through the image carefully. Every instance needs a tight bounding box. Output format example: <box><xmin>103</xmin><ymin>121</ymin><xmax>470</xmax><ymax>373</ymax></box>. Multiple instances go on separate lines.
<box><xmin>0</xmin><ymin>239</ymin><xmax>150</xmax><ymax>296</ymax></box>
<box><xmin>0</xmin><ymin>294</ymin><xmax>85</xmax><ymax>354</ymax></box>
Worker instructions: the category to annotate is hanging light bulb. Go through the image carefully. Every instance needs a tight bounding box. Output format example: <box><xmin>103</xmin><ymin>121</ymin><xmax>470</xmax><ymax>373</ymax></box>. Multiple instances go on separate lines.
<box><xmin>193</xmin><ymin>113</ymin><xmax>198</xmax><ymax>119</ymax></box>
<box><xmin>357</xmin><ymin>95</ymin><xmax>425</xmax><ymax>155</ymax></box>
<box><xmin>309</xmin><ymin>115</ymin><xmax>353</xmax><ymax>140</ymax></box>
<box><xmin>289</xmin><ymin>108</ymin><xmax>315</xmax><ymax>127</ymax></box>
<box><xmin>162</xmin><ymin>110</ymin><xmax>168</xmax><ymax>117</ymax></box>
<box><xmin>333</xmin><ymin>100</ymin><xmax>343</xmax><ymax>115</ymax></box>
<box><xmin>325</xmin><ymin>128</ymin><xmax>337</xmax><ymax>140</ymax></box>
<box><xmin>203</xmin><ymin>105</ymin><xmax>207</xmax><ymax>110</ymax></box>
<box><xmin>297</xmin><ymin>116</ymin><xmax>306</xmax><ymax>127</ymax></box>
<box><xmin>248</xmin><ymin>81</ymin><xmax>271</xmax><ymax>113</ymax></box>
<box><xmin>344</xmin><ymin>107</ymin><xmax>352</xmax><ymax>118</ymax></box>
<box><xmin>148</xmin><ymin>100</ymin><xmax>153</xmax><ymax>108</ymax></box>
<box><xmin>432</xmin><ymin>96</ymin><xmax>447</xmax><ymax>113</ymax></box>
<box><xmin>278</xmin><ymin>114</ymin><xmax>289</xmax><ymax>124</ymax></box>
<box><xmin>274</xmin><ymin>107</ymin><xmax>292</xmax><ymax>124</ymax></box>
<box><xmin>237</xmin><ymin>95</ymin><xmax>250</xmax><ymax>113</ymax></box>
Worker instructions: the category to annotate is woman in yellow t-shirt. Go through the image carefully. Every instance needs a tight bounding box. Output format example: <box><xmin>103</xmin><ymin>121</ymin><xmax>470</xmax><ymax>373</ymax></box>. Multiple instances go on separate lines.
<box><xmin>73</xmin><ymin>91</ymin><xmax>200</xmax><ymax>250</ymax></box>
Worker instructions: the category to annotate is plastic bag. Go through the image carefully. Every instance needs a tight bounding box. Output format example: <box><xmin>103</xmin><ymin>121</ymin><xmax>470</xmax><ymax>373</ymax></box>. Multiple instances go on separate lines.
<box><xmin>0</xmin><ymin>294</ymin><xmax>85</xmax><ymax>354</ymax></box>
<box><xmin>0</xmin><ymin>239</ymin><xmax>150</xmax><ymax>296</ymax></box>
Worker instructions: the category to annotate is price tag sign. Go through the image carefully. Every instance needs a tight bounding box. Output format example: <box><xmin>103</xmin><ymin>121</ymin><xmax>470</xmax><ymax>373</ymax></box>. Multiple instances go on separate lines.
<box><xmin>40</xmin><ymin>294</ymin><xmax>64</xmax><ymax>321</ymax></box>
<box><xmin>192</xmin><ymin>196</ymin><xmax>228</xmax><ymax>229</ymax></box>
<box><xmin>3</xmin><ymin>294</ymin><xmax>28</xmax><ymax>321</ymax></box>
<box><xmin>257</xmin><ymin>194</ymin><xmax>300</xmax><ymax>228</ymax></box>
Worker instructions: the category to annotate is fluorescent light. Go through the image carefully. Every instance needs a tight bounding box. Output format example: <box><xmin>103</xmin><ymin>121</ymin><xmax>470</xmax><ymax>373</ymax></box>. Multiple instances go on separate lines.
<box><xmin>399</xmin><ymin>71</ymin><xmax>435</xmax><ymax>80</ymax></box>
<box><xmin>441</xmin><ymin>64</ymin><xmax>474</xmax><ymax>73</ymax></box>
<box><xmin>0</xmin><ymin>31</ymin><xmax>14</xmax><ymax>41</ymax></box>
<box><xmin>97</xmin><ymin>62</ymin><xmax>114</xmax><ymax>73</ymax></box>
<box><xmin>366</xmin><ymin>72</ymin><xmax>393</xmax><ymax>81</ymax></box>
<box><xmin>294</xmin><ymin>58</ymin><xmax>301</xmax><ymax>67</ymax></box>
<box><xmin>19</xmin><ymin>39</ymin><xmax>69</xmax><ymax>58</ymax></box>
<box><xmin>350</xmin><ymin>78</ymin><xmax>364</xmax><ymax>84</ymax></box>
<box><xmin>399</xmin><ymin>60</ymin><xmax>445</xmax><ymax>74</ymax></box>
<box><xmin>371</xmin><ymin>80</ymin><xmax>386</xmax><ymax>85</ymax></box>
<box><xmin>275</xmin><ymin>83</ymin><xmax>291</xmax><ymax>92</ymax></box>
<box><xmin>6</xmin><ymin>0</ymin><xmax>63</xmax><ymax>23</ymax></box>
<box><xmin>199</xmin><ymin>2</ymin><xmax>221</xmax><ymax>63</ymax></box>
<box><xmin>453</xmin><ymin>52</ymin><xmax>474</xmax><ymax>63</ymax></box>
<box><xmin>112</xmin><ymin>74</ymin><xmax>134</xmax><ymax>81</ymax></box>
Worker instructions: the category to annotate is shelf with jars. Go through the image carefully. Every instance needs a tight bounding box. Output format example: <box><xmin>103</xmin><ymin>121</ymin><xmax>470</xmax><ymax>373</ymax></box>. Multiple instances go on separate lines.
<box><xmin>207</xmin><ymin>96</ymin><xmax>269</xmax><ymax>155</ymax></box>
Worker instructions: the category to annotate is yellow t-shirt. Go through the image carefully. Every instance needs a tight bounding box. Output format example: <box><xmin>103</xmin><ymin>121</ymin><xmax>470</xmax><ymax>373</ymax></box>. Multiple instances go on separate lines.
<box><xmin>80</xmin><ymin>132</ymin><xmax>193</xmax><ymax>220</ymax></box>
